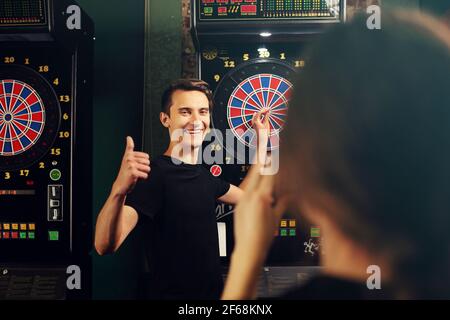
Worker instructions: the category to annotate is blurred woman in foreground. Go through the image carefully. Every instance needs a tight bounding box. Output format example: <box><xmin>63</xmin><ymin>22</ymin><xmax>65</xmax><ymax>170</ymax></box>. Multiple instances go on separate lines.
<box><xmin>222</xmin><ymin>10</ymin><xmax>450</xmax><ymax>299</ymax></box>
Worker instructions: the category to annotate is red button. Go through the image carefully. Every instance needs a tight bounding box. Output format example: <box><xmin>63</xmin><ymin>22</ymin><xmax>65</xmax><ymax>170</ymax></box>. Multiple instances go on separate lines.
<box><xmin>241</xmin><ymin>5</ymin><xmax>256</xmax><ymax>13</ymax></box>
<box><xmin>3</xmin><ymin>232</ymin><xmax>9</xmax><ymax>239</ymax></box>
<box><xmin>218</xmin><ymin>7</ymin><xmax>227</xmax><ymax>13</ymax></box>
<box><xmin>11</xmin><ymin>232</ymin><xmax>18</xmax><ymax>239</ymax></box>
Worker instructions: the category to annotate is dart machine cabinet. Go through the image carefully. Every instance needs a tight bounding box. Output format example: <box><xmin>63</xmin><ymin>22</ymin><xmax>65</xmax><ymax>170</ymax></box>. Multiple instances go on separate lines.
<box><xmin>0</xmin><ymin>0</ymin><xmax>93</xmax><ymax>299</ymax></box>
<box><xmin>192</xmin><ymin>0</ymin><xmax>346</xmax><ymax>297</ymax></box>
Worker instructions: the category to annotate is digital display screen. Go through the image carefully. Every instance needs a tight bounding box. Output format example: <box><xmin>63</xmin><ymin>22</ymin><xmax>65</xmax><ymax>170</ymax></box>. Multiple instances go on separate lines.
<box><xmin>199</xmin><ymin>0</ymin><xmax>341</xmax><ymax>20</ymax></box>
<box><xmin>0</xmin><ymin>0</ymin><xmax>47</xmax><ymax>26</ymax></box>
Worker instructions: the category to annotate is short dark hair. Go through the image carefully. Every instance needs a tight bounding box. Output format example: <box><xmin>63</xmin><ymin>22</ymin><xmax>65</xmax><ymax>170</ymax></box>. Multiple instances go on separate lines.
<box><xmin>161</xmin><ymin>79</ymin><xmax>214</xmax><ymax>114</ymax></box>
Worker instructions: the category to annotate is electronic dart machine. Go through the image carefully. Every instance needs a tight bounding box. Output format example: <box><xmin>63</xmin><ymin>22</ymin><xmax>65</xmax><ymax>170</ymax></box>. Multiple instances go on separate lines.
<box><xmin>0</xmin><ymin>0</ymin><xmax>93</xmax><ymax>299</ymax></box>
<box><xmin>192</xmin><ymin>0</ymin><xmax>346</xmax><ymax>297</ymax></box>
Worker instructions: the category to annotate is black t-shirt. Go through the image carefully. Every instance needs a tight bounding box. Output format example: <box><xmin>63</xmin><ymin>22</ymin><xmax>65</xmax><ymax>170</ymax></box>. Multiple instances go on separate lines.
<box><xmin>125</xmin><ymin>155</ymin><xmax>230</xmax><ymax>299</ymax></box>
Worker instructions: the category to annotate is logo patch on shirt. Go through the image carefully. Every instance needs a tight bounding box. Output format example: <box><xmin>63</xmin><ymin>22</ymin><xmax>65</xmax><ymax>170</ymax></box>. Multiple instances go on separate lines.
<box><xmin>210</xmin><ymin>165</ymin><xmax>222</xmax><ymax>177</ymax></box>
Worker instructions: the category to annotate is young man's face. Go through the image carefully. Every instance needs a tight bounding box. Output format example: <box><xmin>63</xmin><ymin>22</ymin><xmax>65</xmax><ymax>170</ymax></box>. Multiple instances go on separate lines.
<box><xmin>161</xmin><ymin>89</ymin><xmax>211</xmax><ymax>148</ymax></box>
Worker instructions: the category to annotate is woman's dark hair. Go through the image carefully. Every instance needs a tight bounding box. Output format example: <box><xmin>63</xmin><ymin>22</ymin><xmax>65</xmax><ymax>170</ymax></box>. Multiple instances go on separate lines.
<box><xmin>161</xmin><ymin>78</ymin><xmax>214</xmax><ymax>114</ymax></box>
<box><xmin>280</xmin><ymin>10</ymin><xmax>450</xmax><ymax>298</ymax></box>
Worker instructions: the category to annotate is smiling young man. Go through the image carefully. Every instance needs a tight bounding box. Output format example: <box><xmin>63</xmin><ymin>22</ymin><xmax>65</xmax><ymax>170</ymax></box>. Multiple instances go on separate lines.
<box><xmin>94</xmin><ymin>79</ymin><xmax>269</xmax><ymax>299</ymax></box>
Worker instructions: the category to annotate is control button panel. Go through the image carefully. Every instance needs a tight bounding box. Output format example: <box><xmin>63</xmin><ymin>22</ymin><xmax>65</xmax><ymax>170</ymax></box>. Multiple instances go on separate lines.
<box><xmin>0</xmin><ymin>222</ymin><xmax>36</xmax><ymax>240</ymax></box>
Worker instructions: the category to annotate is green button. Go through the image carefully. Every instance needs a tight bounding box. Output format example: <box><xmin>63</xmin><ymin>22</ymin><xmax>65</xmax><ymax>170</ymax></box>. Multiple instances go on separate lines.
<box><xmin>19</xmin><ymin>232</ymin><xmax>26</xmax><ymax>239</ymax></box>
<box><xmin>48</xmin><ymin>230</ymin><xmax>59</xmax><ymax>241</ymax></box>
<box><xmin>289</xmin><ymin>229</ymin><xmax>296</xmax><ymax>237</ymax></box>
<box><xmin>204</xmin><ymin>7</ymin><xmax>213</xmax><ymax>14</ymax></box>
<box><xmin>280</xmin><ymin>229</ymin><xmax>287</xmax><ymax>237</ymax></box>
<box><xmin>28</xmin><ymin>232</ymin><xmax>35</xmax><ymax>239</ymax></box>
<box><xmin>49</xmin><ymin>169</ymin><xmax>61</xmax><ymax>181</ymax></box>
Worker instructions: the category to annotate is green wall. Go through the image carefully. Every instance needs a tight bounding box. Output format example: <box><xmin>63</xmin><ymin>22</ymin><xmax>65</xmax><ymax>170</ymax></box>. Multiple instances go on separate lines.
<box><xmin>77</xmin><ymin>0</ymin><xmax>146</xmax><ymax>299</ymax></box>
<box><xmin>383</xmin><ymin>0</ymin><xmax>450</xmax><ymax>14</ymax></box>
<box><xmin>143</xmin><ymin>0</ymin><xmax>182</xmax><ymax>155</ymax></box>
<box><xmin>420</xmin><ymin>0</ymin><xmax>450</xmax><ymax>16</ymax></box>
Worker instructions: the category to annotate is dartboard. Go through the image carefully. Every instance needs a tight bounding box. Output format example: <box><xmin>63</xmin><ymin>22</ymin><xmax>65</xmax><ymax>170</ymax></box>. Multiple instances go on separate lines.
<box><xmin>227</xmin><ymin>73</ymin><xmax>292</xmax><ymax>149</ymax></box>
<box><xmin>212</xmin><ymin>59</ymin><xmax>295</xmax><ymax>161</ymax></box>
<box><xmin>0</xmin><ymin>79</ymin><xmax>45</xmax><ymax>156</ymax></box>
<box><xmin>0</xmin><ymin>65</ymin><xmax>60</xmax><ymax>171</ymax></box>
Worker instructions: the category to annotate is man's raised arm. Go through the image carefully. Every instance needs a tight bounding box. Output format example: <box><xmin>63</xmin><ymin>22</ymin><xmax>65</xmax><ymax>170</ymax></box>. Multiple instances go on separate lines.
<box><xmin>94</xmin><ymin>136</ymin><xmax>150</xmax><ymax>255</ymax></box>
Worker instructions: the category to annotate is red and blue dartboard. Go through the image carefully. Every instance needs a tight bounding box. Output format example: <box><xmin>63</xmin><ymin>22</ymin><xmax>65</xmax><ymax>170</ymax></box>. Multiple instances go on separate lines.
<box><xmin>0</xmin><ymin>65</ymin><xmax>60</xmax><ymax>171</ymax></box>
<box><xmin>227</xmin><ymin>73</ymin><xmax>292</xmax><ymax>150</ymax></box>
<box><xmin>0</xmin><ymin>79</ymin><xmax>45</xmax><ymax>156</ymax></box>
<box><xmin>212</xmin><ymin>59</ymin><xmax>295</xmax><ymax>161</ymax></box>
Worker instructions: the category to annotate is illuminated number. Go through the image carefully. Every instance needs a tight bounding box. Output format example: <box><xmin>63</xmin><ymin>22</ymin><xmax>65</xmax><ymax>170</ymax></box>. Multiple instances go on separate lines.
<box><xmin>224</xmin><ymin>60</ymin><xmax>235</xmax><ymax>68</ymax></box>
<box><xmin>53</xmin><ymin>78</ymin><xmax>59</xmax><ymax>86</ymax></box>
<box><xmin>225</xmin><ymin>157</ymin><xmax>231</xmax><ymax>164</ymax></box>
<box><xmin>39</xmin><ymin>65</ymin><xmax>49</xmax><ymax>72</ymax></box>
<box><xmin>243</xmin><ymin>53</ymin><xmax>249</xmax><ymax>61</ymax></box>
<box><xmin>20</xmin><ymin>170</ymin><xmax>29</xmax><ymax>177</ymax></box>
<box><xmin>39</xmin><ymin>162</ymin><xmax>45</xmax><ymax>169</ymax></box>
<box><xmin>280</xmin><ymin>53</ymin><xmax>286</xmax><ymax>60</ymax></box>
<box><xmin>214</xmin><ymin>74</ymin><xmax>220</xmax><ymax>82</ymax></box>
<box><xmin>4</xmin><ymin>57</ymin><xmax>15</xmax><ymax>63</ymax></box>
<box><xmin>24</xmin><ymin>58</ymin><xmax>30</xmax><ymax>65</ymax></box>
<box><xmin>62</xmin><ymin>113</ymin><xmax>69</xmax><ymax>120</ymax></box>
<box><xmin>59</xmin><ymin>95</ymin><xmax>70</xmax><ymax>103</ymax></box>
<box><xmin>295</xmin><ymin>60</ymin><xmax>305</xmax><ymax>68</ymax></box>
<box><xmin>211</xmin><ymin>144</ymin><xmax>222</xmax><ymax>151</ymax></box>
<box><xmin>258</xmin><ymin>49</ymin><xmax>270</xmax><ymax>58</ymax></box>
<box><xmin>4</xmin><ymin>172</ymin><xmax>11</xmax><ymax>179</ymax></box>
<box><xmin>51</xmin><ymin>148</ymin><xmax>61</xmax><ymax>156</ymax></box>
<box><xmin>59</xmin><ymin>131</ymin><xmax>70</xmax><ymax>138</ymax></box>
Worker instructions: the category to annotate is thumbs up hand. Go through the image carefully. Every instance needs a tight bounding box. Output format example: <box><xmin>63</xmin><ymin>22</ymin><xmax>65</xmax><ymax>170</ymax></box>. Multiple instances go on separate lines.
<box><xmin>112</xmin><ymin>136</ymin><xmax>151</xmax><ymax>196</ymax></box>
